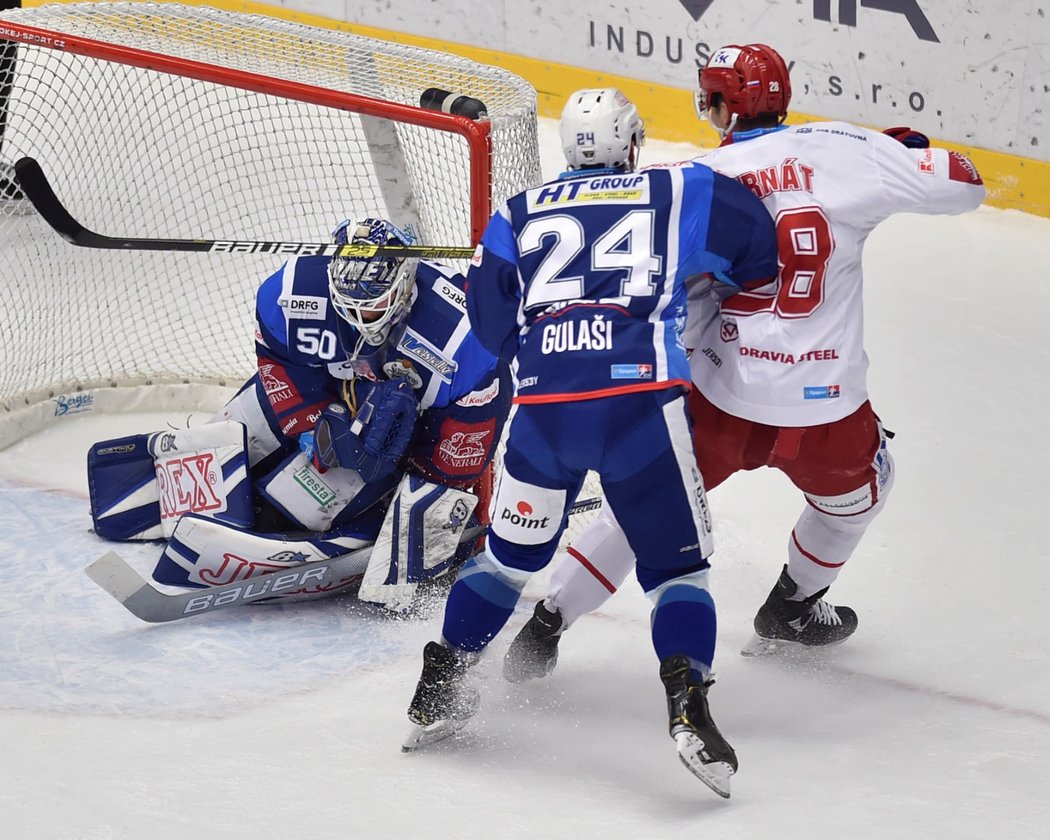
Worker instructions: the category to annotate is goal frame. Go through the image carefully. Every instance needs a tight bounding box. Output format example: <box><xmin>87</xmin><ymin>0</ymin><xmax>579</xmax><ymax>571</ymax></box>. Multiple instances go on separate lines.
<box><xmin>0</xmin><ymin>4</ymin><xmax>542</xmax><ymax>455</ymax></box>
<box><xmin>0</xmin><ymin>18</ymin><xmax>495</xmax><ymax>245</ymax></box>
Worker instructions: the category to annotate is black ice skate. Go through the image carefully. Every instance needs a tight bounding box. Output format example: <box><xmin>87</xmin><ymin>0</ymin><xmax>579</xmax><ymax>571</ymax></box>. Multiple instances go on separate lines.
<box><xmin>659</xmin><ymin>655</ymin><xmax>738</xmax><ymax>799</ymax></box>
<box><xmin>403</xmin><ymin>641</ymin><xmax>479</xmax><ymax>752</ymax></box>
<box><xmin>503</xmin><ymin>600</ymin><xmax>565</xmax><ymax>683</ymax></box>
<box><xmin>742</xmin><ymin>565</ymin><xmax>859</xmax><ymax>656</ymax></box>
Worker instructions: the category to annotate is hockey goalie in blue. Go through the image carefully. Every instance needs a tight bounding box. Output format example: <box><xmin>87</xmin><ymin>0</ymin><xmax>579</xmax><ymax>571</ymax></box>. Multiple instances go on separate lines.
<box><xmin>403</xmin><ymin>90</ymin><xmax>778</xmax><ymax>798</ymax></box>
<box><xmin>87</xmin><ymin>218</ymin><xmax>511</xmax><ymax>610</ymax></box>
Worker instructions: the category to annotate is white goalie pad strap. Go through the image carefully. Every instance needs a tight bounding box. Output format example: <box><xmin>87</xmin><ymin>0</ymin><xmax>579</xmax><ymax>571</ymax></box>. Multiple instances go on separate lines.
<box><xmin>358</xmin><ymin>474</ymin><xmax>478</xmax><ymax>611</ymax></box>
<box><xmin>257</xmin><ymin>452</ymin><xmax>367</xmax><ymax>532</ymax></box>
<box><xmin>155</xmin><ymin>514</ymin><xmax>372</xmax><ymax>597</ymax></box>
<box><xmin>213</xmin><ymin>382</ymin><xmax>283</xmax><ymax>466</ymax></box>
<box><xmin>149</xmin><ymin>422</ymin><xmax>253</xmax><ymax>539</ymax></box>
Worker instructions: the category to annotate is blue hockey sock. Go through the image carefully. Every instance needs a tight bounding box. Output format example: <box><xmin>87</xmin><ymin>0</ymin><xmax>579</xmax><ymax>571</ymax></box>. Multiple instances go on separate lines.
<box><xmin>441</xmin><ymin>551</ymin><xmax>528</xmax><ymax>653</ymax></box>
<box><xmin>650</xmin><ymin>584</ymin><xmax>717</xmax><ymax>681</ymax></box>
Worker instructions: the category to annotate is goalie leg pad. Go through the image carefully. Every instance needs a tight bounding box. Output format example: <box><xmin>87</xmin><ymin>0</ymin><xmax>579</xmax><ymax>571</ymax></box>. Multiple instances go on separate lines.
<box><xmin>89</xmin><ymin>422</ymin><xmax>253</xmax><ymax>541</ymax></box>
<box><xmin>256</xmin><ymin>451</ymin><xmax>400</xmax><ymax>532</ymax></box>
<box><xmin>88</xmin><ymin>434</ymin><xmax>161</xmax><ymax>541</ymax></box>
<box><xmin>358</xmin><ymin>474</ymin><xmax>479</xmax><ymax>610</ymax></box>
<box><xmin>153</xmin><ymin>513</ymin><xmax>374</xmax><ymax>597</ymax></box>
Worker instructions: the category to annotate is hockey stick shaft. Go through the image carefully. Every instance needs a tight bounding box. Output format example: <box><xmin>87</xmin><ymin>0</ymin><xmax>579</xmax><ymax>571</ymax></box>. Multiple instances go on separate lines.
<box><xmin>13</xmin><ymin>157</ymin><xmax>476</xmax><ymax>261</ymax></box>
<box><xmin>87</xmin><ymin>496</ymin><xmax>604</xmax><ymax>623</ymax></box>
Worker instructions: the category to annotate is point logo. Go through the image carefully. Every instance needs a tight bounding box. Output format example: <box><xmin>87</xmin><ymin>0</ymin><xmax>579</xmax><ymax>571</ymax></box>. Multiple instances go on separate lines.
<box><xmin>500</xmin><ymin>499</ymin><xmax>549</xmax><ymax>530</ymax></box>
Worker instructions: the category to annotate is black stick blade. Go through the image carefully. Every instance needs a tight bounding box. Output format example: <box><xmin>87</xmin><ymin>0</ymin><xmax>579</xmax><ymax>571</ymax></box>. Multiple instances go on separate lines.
<box><xmin>14</xmin><ymin>157</ymin><xmax>86</xmax><ymax>245</ymax></box>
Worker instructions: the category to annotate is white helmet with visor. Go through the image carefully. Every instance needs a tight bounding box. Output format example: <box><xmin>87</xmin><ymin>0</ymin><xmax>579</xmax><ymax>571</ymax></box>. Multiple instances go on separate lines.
<box><xmin>327</xmin><ymin>217</ymin><xmax>418</xmax><ymax>346</ymax></box>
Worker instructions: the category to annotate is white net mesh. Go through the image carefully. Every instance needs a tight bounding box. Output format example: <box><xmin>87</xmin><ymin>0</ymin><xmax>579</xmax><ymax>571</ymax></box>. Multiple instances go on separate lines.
<box><xmin>0</xmin><ymin>2</ymin><xmax>540</xmax><ymax>442</ymax></box>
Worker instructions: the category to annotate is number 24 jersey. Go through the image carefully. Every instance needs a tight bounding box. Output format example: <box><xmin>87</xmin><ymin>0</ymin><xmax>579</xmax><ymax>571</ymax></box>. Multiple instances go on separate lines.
<box><xmin>466</xmin><ymin>161</ymin><xmax>778</xmax><ymax>404</ymax></box>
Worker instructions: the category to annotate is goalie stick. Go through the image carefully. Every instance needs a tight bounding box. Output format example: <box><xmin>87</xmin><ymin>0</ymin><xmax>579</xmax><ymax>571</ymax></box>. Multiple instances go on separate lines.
<box><xmin>85</xmin><ymin>543</ymin><xmax>382</xmax><ymax>624</ymax></box>
<box><xmin>12</xmin><ymin>157</ymin><xmax>476</xmax><ymax>261</ymax></box>
<box><xmin>87</xmin><ymin>495</ymin><xmax>605</xmax><ymax>624</ymax></box>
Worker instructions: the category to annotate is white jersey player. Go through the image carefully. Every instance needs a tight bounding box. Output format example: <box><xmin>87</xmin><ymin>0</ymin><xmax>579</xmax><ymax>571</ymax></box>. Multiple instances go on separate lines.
<box><xmin>504</xmin><ymin>43</ymin><xmax>986</xmax><ymax>674</ymax></box>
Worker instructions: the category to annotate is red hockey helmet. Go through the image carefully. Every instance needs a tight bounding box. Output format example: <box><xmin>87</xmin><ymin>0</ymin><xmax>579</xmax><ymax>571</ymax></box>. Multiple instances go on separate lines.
<box><xmin>696</xmin><ymin>44</ymin><xmax>792</xmax><ymax>123</ymax></box>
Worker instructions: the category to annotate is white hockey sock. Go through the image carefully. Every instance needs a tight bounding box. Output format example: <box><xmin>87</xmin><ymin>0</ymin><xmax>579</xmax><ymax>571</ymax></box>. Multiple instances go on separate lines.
<box><xmin>787</xmin><ymin>504</ymin><xmax>879</xmax><ymax>598</ymax></box>
<box><xmin>547</xmin><ymin>505</ymin><xmax>635</xmax><ymax>626</ymax></box>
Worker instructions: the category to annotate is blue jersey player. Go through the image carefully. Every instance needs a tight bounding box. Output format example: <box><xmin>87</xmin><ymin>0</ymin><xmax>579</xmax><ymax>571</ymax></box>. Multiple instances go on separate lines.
<box><xmin>88</xmin><ymin>218</ymin><xmax>511</xmax><ymax>607</ymax></box>
<box><xmin>403</xmin><ymin>90</ymin><xmax>778</xmax><ymax>798</ymax></box>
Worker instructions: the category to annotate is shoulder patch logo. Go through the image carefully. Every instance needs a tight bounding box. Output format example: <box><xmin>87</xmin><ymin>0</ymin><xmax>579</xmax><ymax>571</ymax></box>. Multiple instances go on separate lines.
<box><xmin>280</xmin><ymin>295</ymin><xmax>328</xmax><ymax>321</ymax></box>
<box><xmin>399</xmin><ymin>330</ymin><xmax>458</xmax><ymax>381</ymax></box>
<box><xmin>383</xmin><ymin>359</ymin><xmax>424</xmax><ymax>389</ymax></box>
<box><xmin>434</xmin><ymin>277</ymin><xmax>467</xmax><ymax>311</ymax></box>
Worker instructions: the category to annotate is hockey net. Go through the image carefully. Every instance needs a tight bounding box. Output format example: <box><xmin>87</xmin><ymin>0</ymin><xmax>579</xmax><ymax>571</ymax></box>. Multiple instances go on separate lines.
<box><xmin>0</xmin><ymin>2</ymin><xmax>541</xmax><ymax>449</ymax></box>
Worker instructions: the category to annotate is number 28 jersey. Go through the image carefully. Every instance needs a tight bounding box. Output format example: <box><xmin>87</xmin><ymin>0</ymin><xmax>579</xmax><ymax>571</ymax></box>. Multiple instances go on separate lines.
<box><xmin>686</xmin><ymin>122</ymin><xmax>986</xmax><ymax>426</ymax></box>
<box><xmin>466</xmin><ymin>161</ymin><xmax>778</xmax><ymax>403</ymax></box>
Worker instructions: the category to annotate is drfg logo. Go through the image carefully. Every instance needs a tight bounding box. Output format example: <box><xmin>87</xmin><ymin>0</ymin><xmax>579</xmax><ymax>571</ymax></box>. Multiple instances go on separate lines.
<box><xmin>677</xmin><ymin>0</ymin><xmax>938</xmax><ymax>42</ymax></box>
<box><xmin>156</xmin><ymin>452</ymin><xmax>226</xmax><ymax>520</ymax></box>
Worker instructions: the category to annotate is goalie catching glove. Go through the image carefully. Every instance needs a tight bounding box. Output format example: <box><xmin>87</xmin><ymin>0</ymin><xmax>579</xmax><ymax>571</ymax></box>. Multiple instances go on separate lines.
<box><xmin>312</xmin><ymin>377</ymin><xmax>419</xmax><ymax>483</ymax></box>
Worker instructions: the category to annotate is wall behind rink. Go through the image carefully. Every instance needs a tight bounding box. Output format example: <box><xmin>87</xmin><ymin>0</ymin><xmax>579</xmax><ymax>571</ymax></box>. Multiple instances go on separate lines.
<box><xmin>21</xmin><ymin>0</ymin><xmax>1050</xmax><ymax>215</ymax></box>
<box><xmin>298</xmin><ymin>1</ymin><xmax>1047</xmax><ymax>158</ymax></box>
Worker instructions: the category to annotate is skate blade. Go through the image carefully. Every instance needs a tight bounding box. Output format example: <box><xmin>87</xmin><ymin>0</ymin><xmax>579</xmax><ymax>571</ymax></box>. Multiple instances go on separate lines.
<box><xmin>740</xmin><ymin>633</ymin><xmax>851</xmax><ymax>657</ymax></box>
<box><xmin>401</xmin><ymin>717</ymin><xmax>468</xmax><ymax>752</ymax></box>
<box><xmin>740</xmin><ymin>633</ymin><xmax>786</xmax><ymax>657</ymax></box>
<box><xmin>673</xmin><ymin>732</ymin><xmax>734</xmax><ymax>799</ymax></box>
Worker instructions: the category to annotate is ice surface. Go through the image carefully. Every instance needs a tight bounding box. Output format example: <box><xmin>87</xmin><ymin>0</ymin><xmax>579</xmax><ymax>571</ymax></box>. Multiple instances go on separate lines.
<box><xmin>1</xmin><ymin>119</ymin><xmax>1048</xmax><ymax>840</ymax></box>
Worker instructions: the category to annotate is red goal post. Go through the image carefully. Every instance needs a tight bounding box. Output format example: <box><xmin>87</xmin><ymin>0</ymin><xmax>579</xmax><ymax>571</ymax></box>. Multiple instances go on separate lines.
<box><xmin>0</xmin><ymin>2</ymin><xmax>540</xmax><ymax>449</ymax></box>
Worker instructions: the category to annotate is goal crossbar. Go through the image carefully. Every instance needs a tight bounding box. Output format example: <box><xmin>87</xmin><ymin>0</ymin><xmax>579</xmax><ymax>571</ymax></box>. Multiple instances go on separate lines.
<box><xmin>0</xmin><ymin>18</ymin><xmax>493</xmax><ymax>243</ymax></box>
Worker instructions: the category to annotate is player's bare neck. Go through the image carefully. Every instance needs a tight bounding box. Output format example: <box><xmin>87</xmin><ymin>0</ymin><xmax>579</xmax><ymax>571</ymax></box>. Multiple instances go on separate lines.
<box><xmin>734</xmin><ymin>114</ymin><xmax>781</xmax><ymax>134</ymax></box>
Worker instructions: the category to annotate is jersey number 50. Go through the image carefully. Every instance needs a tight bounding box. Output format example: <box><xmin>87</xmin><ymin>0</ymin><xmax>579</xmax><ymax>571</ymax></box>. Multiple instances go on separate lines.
<box><xmin>296</xmin><ymin>327</ymin><xmax>338</xmax><ymax>360</ymax></box>
<box><xmin>720</xmin><ymin>206</ymin><xmax>835</xmax><ymax>319</ymax></box>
